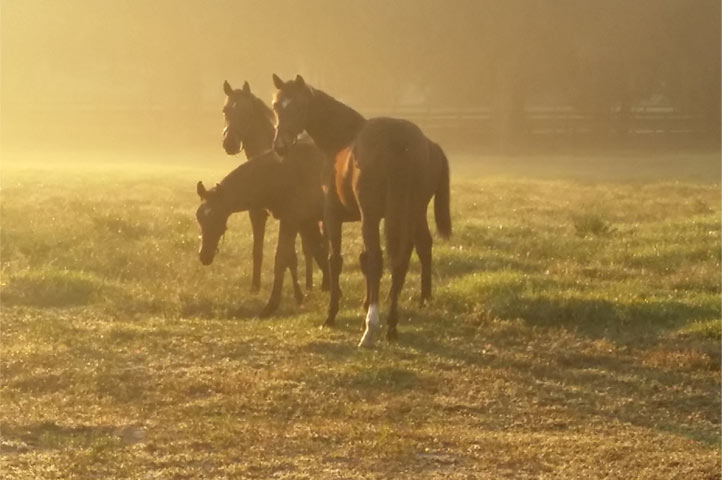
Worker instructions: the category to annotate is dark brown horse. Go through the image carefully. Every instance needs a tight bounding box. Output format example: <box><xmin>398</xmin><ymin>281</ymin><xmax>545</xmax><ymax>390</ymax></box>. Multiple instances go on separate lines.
<box><xmin>197</xmin><ymin>81</ymin><xmax>329</xmax><ymax>317</ymax></box>
<box><xmin>221</xmin><ymin>80</ymin><xmax>318</xmax><ymax>292</ymax></box>
<box><xmin>272</xmin><ymin>74</ymin><xmax>451</xmax><ymax>347</ymax></box>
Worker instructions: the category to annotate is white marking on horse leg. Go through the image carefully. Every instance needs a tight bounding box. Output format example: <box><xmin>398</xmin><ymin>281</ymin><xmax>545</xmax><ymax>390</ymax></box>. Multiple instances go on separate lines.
<box><xmin>358</xmin><ymin>303</ymin><xmax>380</xmax><ymax>348</ymax></box>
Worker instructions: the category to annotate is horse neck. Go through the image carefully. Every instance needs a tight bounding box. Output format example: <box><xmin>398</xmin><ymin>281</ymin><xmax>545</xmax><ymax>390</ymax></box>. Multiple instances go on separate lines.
<box><xmin>305</xmin><ymin>90</ymin><xmax>366</xmax><ymax>157</ymax></box>
<box><xmin>241</xmin><ymin>102</ymin><xmax>275</xmax><ymax>160</ymax></box>
<box><xmin>218</xmin><ymin>165</ymin><xmax>254</xmax><ymax>213</ymax></box>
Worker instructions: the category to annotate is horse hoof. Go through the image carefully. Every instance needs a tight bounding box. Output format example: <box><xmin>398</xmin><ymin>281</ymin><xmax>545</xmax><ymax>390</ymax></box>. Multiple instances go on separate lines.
<box><xmin>258</xmin><ymin>306</ymin><xmax>274</xmax><ymax>318</ymax></box>
<box><xmin>386</xmin><ymin>329</ymin><xmax>398</xmax><ymax>342</ymax></box>
<box><xmin>321</xmin><ymin>319</ymin><xmax>335</xmax><ymax>329</ymax></box>
<box><xmin>359</xmin><ymin>304</ymin><xmax>380</xmax><ymax>347</ymax></box>
<box><xmin>358</xmin><ymin>333</ymin><xmax>375</xmax><ymax>348</ymax></box>
<box><xmin>250</xmin><ymin>285</ymin><xmax>261</xmax><ymax>294</ymax></box>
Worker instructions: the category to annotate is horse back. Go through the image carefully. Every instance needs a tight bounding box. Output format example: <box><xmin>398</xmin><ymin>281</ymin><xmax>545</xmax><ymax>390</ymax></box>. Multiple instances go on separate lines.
<box><xmin>242</xmin><ymin>141</ymin><xmax>321</xmax><ymax>223</ymax></box>
<box><xmin>353</xmin><ymin>117</ymin><xmax>437</xmax><ymax>197</ymax></box>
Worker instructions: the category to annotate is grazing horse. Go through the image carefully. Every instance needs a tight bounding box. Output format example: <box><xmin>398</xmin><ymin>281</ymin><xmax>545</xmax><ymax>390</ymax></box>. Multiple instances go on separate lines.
<box><xmin>272</xmin><ymin>74</ymin><xmax>451</xmax><ymax>347</ymax></box>
<box><xmin>197</xmin><ymin>81</ymin><xmax>329</xmax><ymax>317</ymax></box>
<box><xmin>222</xmin><ymin>80</ymin><xmax>318</xmax><ymax>292</ymax></box>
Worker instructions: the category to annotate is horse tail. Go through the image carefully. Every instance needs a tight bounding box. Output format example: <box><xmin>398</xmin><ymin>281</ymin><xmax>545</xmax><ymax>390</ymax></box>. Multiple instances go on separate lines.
<box><xmin>432</xmin><ymin>142</ymin><xmax>452</xmax><ymax>238</ymax></box>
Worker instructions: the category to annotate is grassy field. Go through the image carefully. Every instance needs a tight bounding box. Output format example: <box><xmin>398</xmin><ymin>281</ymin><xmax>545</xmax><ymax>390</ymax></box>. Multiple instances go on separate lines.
<box><xmin>1</xmin><ymin>151</ymin><xmax>720</xmax><ymax>479</ymax></box>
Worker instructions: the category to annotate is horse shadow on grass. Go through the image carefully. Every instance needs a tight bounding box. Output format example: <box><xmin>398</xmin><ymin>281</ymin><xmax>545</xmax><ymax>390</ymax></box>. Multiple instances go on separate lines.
<box><xmin>0</xmin><ymin>421</ymin><xmax>146</xmax><ymax>454</ymax></box>
<box><xmin>293</xmin><ymin>311</ymin><xmax>720</xmax><ymax>448</ymax></box>
<box><xmin>178</xmin><ymin>292</ymin><xmax>267</xmax><ymax>320</ymax></box>
<box><xmin>388</xmin><ymin>294</ymin><xmax>720</xmax><ymax>446</ymax></box>
<box><xmin>494</xmin><ymin>293</ymin><xmax>720</xmax><ymax>344</ymax></box>
<box><xmin>432</xmin><ymin>250</ymin><xmax>544</xmax><ymax>278</ymax></box>
<box><xmin>176</xmin><ymin>265</ymin><xmax>721</xmax><ymax>446</ymax></box>
<box><xmin>501</xmin><ymin>348</ymin><xmax>721</xmax><ymax>446</ymax></box>
<box><xmin>293</xmin><ymin>273</ymin><xmax>720</xmax><ymax>364</ymax></box>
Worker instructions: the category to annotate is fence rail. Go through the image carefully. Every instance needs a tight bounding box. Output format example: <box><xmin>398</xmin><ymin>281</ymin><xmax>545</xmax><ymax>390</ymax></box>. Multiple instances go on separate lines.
<box><xmin>3</xmin><ymin>105</ymin><xmax>713</xmax><ymax>150</ymax></box>
<box><xmin>358</xmin><ymin>106</ymin><xmax>701</xmax><ymax>137</ymax></box>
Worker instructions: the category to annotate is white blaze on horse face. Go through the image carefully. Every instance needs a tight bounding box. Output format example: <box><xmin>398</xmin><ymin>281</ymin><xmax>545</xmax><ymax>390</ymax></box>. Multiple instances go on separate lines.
<box><xmin>358</xmin><ymin>303</ymin><xmax>380</xmax><ymax>348</ymax></box>
<box><xmin>279</xmin><ymin>97</ymin><xmax>292</xmax><ymax>110</ymax></box>
<box><xmin>202</xmin><ymin>205</ymin><xmax>213</xmax><ymax>218</ymax></box>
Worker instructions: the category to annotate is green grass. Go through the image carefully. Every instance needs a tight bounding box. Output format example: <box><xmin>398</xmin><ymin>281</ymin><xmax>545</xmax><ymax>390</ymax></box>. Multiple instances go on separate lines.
<box><xmin>1</xmin><ymin>152</ymin><xmax>720</xmax><ymax>479</ymax></box>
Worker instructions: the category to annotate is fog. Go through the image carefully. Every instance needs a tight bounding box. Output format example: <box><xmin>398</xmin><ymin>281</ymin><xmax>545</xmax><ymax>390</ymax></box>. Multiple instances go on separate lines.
<box><xmin>2</xmin><ymin>0</ymin><xmax>720</xmax><ymax>155</ymax></box>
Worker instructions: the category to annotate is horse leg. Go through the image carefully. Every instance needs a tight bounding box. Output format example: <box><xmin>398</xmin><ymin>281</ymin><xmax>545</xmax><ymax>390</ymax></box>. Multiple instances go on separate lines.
<box><xmin>317</xmin><ymin>223</ymin><xmax>330</xmax><ymax>292</ymax></box>
<box><xmin>387</xmin><ymin>240</ymin><xmax>414</xmax><ymax>341</ymax></box>
<box><xmin>301</xmin><ymin>220</ymin><xmax>330</xmax><ymax>292</ymax></box>
<box><xmin>288</xmin><ymin>237</ymin><xmax>304</xmax><ymax>305</ymax></box>
<box><xmin>301</xmin><ymin>232</ymin><xmax>314</xmax><ymax>290</ymax></box>
<box><xmin>248</xmin><ymin>208</ymin><xmax>268</xmax><ymax>293</ymax></box>
<box><xmin>359</xmin><ymin>251</ymin><xmax>369</xmax><ymax>315</ymax></box>
<box><xmin>258</xmin><ymin>220</ymin><xmax>296</xmax><ymax>318</ymax></box>
<box><xmin>414</xmin><ymin>215</ymin><xmax>433</xmax><ymax>306</ymax></box>
<box><xmin>323</xmin><ymin>211</ymin><xmax>343</xmax><ymax>328</ymax></box>
<box><xmin>358</xmin><ymin>216</ymin><xmax>382</xmax><ymax>348</ymax></box>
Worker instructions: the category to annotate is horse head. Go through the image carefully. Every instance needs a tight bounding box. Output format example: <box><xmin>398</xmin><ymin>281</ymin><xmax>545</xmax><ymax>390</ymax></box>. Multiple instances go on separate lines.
<box><xmin>222</xmin><ymin>80</ymin><xmax>254</xmax><ymax>155</ymax></box>
<box><xmin>271</xmin><ymin>74</ymin><xmax>313</xmax><ymax>156</ymax></box>
<box><xmin>195</xmin><ymin>181</ymin><xmax>230</xmax><ymax>265</ymax></box>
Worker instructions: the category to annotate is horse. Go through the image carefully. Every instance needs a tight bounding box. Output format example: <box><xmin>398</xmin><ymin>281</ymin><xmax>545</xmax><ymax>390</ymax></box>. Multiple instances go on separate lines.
<box><xmin>196</xmin><ymin>81</ymin><xmax>329</xmax><ymax>317</ymax></box>
<box><xmin>221</xmin><ymin>80</ymin><xmax>318</xmax><ymax>292</ymax></box>
<box><xmin>271</xmin><ymin>74</ymin><xmax>451</xmax><ymax>347</ymax></box>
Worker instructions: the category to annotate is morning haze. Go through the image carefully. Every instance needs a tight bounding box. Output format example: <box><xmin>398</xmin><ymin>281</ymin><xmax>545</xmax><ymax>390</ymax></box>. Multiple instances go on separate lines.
<box><xmin>2</xmin><ymin>0</ymin><xmax>719</xmax><ymax>157</ymax></box>
<box><xmin>1</xmin><ymin>2</ymin><xmax>721</xmax><ymax>478</ymax></box>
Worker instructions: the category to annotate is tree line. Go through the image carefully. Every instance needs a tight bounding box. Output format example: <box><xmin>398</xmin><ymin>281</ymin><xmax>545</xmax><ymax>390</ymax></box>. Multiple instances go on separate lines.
<box><xmin>2</xmin><ymin>0</ymin><xmax>718</xmax><ymax>151</ymax></box>
<box><xmin>294</xmin><ymin>0</ymin><xmax>720</xmax><ymax>145</ymax></box>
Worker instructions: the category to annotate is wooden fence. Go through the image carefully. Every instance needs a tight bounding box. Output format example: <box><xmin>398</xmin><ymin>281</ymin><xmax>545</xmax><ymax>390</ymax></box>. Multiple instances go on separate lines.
<box><xmin>363</xmin><ymin>106</ymin><xmax>701</xmax><ymax>136</ymax></box>
<box><xmin>3</xmin><ymin>104</ymin><xmax>713</xmax><ymax>151</ymax></box>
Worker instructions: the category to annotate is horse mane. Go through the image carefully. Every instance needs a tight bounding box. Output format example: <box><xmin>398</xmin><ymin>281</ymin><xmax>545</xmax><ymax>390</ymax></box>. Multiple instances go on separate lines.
<box><xmin>273</xmin><ymin>81</ymin><xmax>362</xmax><ymax>122</ymax></box>
<box><xmin>235</xmin><ymin>90</ymin><xmax>276</xmax><ymax>156</ymax></box>
<box><xmin>251</xmin><ymin>94</ymin><xmax>275</xmax><ymax>126</ymax></box>
<box><xmin>217</xmin><ymin>162</ymin><xmax>246</xmax><ymax>192</ymax></box>
<box><xmin>299</xmin><ymin>85</ymin><xmax>366</xmax><ymax>156</ymax></box>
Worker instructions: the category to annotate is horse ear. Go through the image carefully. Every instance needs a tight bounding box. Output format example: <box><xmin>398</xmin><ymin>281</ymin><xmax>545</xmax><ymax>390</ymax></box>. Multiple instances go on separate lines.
<box><xmin>223</xmin><ymin>80</ymin><xmax>233</xmax><ymax>96</ymax></box>
<box><xmin>242</xmin><ymin>81</ymin><xmax>251</xmax><ymax>94</ymax></box>
<box><xmin>197</xmin><ymin>181</ymin><xmax>207</xmax><ymax>198</ymax></box>
<box><xmin>272</xmin><ymin>73</ymin><xmax>284</xmax><ymax>89</ymax></box>
<box><xmin>214</xmin><ymin>183</ymin><xmax>224</xmax><ymax>199</ymax></box>
<box><xmin>295</xmin><ymin>75</ymin><xmax>306</xmax><ymax>88</ymax></box>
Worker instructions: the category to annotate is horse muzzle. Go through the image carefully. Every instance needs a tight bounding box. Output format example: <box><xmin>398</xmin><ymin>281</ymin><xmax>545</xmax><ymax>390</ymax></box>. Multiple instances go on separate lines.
<box><xmin>223</xmin><ymin>128</ymin><xmax>241</xmax><ymax>155</ymax></box>
<box><xmin>199</xmin><ymin>248</ymin><xmax>215</xmax><ymax>266</ymax></box>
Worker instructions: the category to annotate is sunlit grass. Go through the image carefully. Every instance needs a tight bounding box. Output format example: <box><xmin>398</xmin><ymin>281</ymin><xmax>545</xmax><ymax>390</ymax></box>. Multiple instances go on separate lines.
<box><xmin>1</xmin><ymin>154</ymin><xmax>720</xmax><ymax>478</ymax></box>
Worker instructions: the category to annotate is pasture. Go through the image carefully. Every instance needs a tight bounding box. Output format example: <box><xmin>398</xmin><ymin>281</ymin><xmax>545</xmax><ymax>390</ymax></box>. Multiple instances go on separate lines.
<box><xmin>1</xmin><ymin>151</ymin><xmax>720</xmax><ymax>479</ymax></box>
